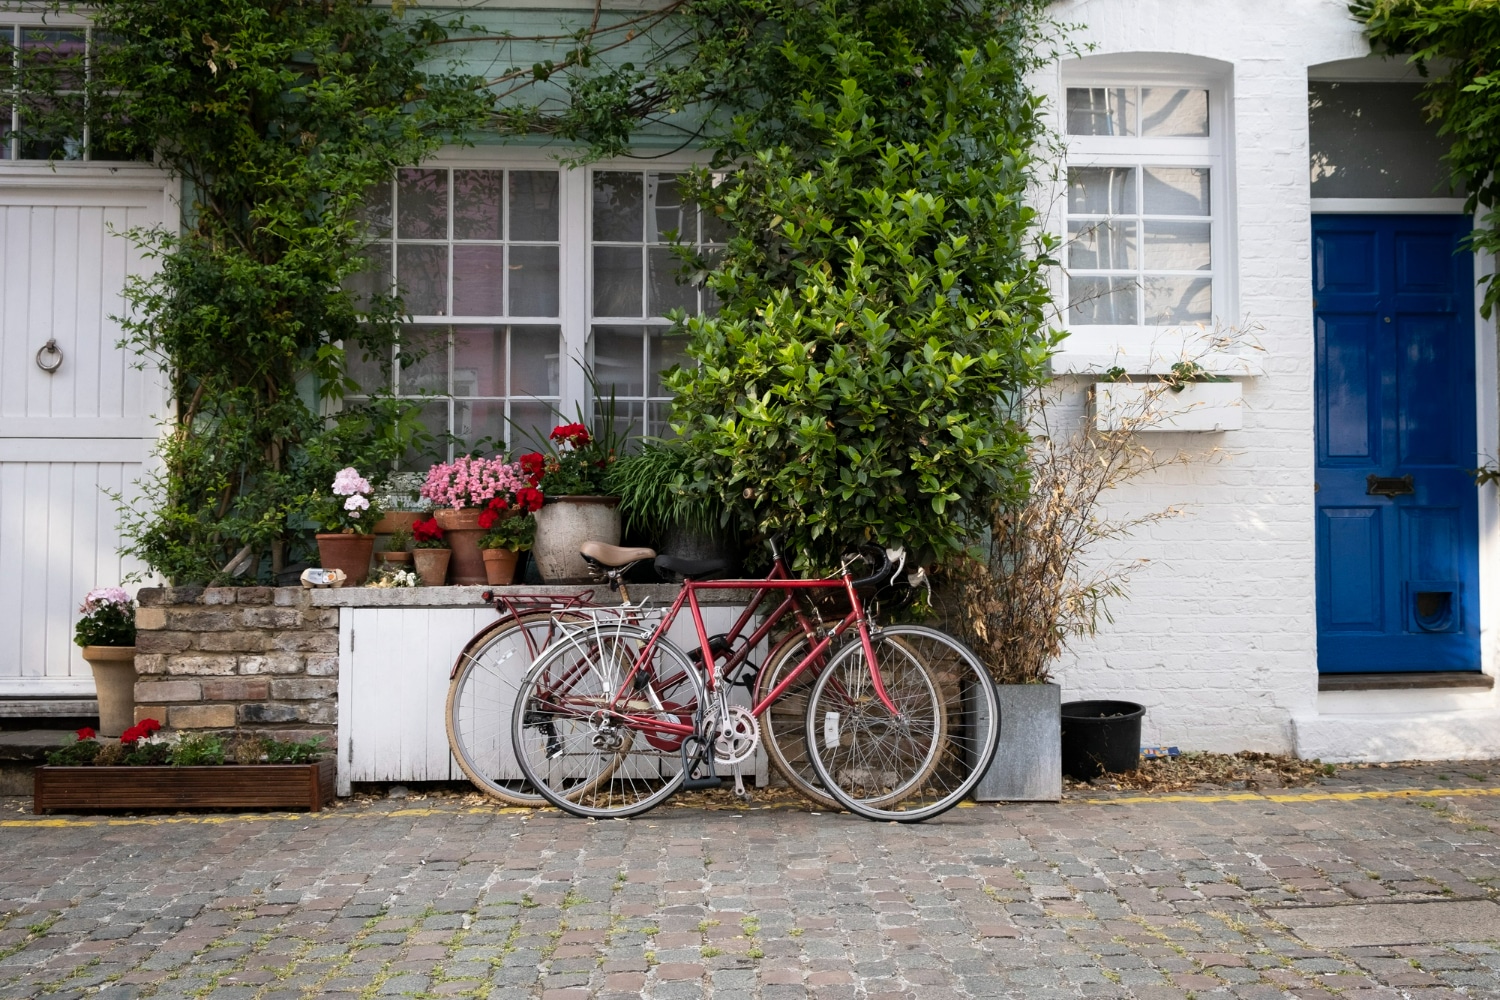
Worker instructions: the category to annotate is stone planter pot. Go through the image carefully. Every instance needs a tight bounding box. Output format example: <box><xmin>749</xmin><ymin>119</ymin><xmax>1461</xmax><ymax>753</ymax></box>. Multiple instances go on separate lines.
<box><xmin>433</xmin><ymin>508</ymin><xmax>486</xmax><ymax>585</ymax></box>
<box><xmin>532</xmin><ymin>496</ymin><xmax>621</xmax><ymax>582</ymax></box>
<box><xmin>315</xmin><ymin>532</ymin><xmax>375</xmax><ymax>586</ymax></box>
<box><xmin>34</xmin><ymin>758</ymin><xmax>335</xmax><ymax>814</ymax></box>
<box><xmin>973</xmin><ymin>681</ymin><xmax>1061</xmax><ymax>802</ymax></box>
<box><xmin>481</xmin><ymin>548</ymin><xmax>520</xmax><ymax>586</ymax></box>
<box><xmin>81</xmin><ymin>645</ymin><xmax>136</xmax><ymax>738</ymax></box>
<box><xmin>411</xmin><ymin>548</ymin><xmax>451</xmax><ymax>586</ymax></box>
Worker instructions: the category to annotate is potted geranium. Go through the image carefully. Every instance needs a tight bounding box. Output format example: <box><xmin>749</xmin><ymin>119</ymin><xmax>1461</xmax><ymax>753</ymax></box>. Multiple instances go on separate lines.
<box><xmin>74</xmin><ymin>588</ymin><xmax>137</xmax><ymax>738</ymax></box>
<box><xmin>410</xmin><ymin>515</ymin><xmax>450</xmax><ymax>586</ymax></box>
<box><xmin>309</xmin><ymin>466</ymin><xmax>381</xmax><ymax>585</ymax></box>
<box><xmin>525</xmin><ymin>414</ymin><xmax>627</xmax><ymax>582</ymax></box>
<box><xmin>420</xmin><ymin>455</ymin><xmax>535</xmax><ymax>585</ymax></box>
<box><xmin>477</xmin><ymin>490</ymin><xmax>541</xmax><ymax>586</ymax></box>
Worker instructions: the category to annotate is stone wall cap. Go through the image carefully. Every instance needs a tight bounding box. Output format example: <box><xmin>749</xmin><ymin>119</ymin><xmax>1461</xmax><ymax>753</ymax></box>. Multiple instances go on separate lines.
<box><xmin>308</xmin><ymin>583</ymin><xmax>756</xmax><ymax>608</ymax></box>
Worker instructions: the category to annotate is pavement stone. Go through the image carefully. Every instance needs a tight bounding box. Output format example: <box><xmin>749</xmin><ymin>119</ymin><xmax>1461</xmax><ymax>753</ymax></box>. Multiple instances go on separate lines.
<box><xmin>1</xmin><ymin>760</ymin><xmax>1499</xmax><ymax>997</ymax></box>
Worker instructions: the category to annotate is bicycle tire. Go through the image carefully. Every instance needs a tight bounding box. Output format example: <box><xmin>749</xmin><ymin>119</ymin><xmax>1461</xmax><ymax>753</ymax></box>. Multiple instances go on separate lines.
<box><xmin>512</xmin><ymin>623</ymin><xmax>706</xmax><ymax>819</ymax></box>
<box><xmin>447</xmin><ymin>611</ymin><xmax>606</xmax><ymax>807</ymax></box>
<box><xmin>756</xmin><ymin>631</ymin><xmax>846</xmax><ymax>811</ymax></box>
<box><xmin>805</xmin><ymin>626</ymin><xmax>999</xmax><ymax>822</ymax></box>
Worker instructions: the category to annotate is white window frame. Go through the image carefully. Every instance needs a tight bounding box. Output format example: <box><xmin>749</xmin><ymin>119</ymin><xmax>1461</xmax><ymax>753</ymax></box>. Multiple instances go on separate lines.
<box><xmin>1056</xmin><ymin>68</ymin><xmax>1238</xmax><ymax>375</ymax></box>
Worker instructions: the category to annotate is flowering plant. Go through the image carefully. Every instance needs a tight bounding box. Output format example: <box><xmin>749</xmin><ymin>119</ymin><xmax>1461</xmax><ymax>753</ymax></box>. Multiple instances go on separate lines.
<box><xmin>74</xmin><ymin>588</ymin><xmax>136</xmax><ymax>648</ymax></box>
<box><xmin>411</xmin><ymin>516</ymin><xmax>447</xmax><ymax>549</ymax></box>
<box><xmin>46</xmin><ymin>723</ymin><xmax>328</xmax><ymax>767</ymax></box>
<box><xmin>524</xmin><ymin>416</ymin><xmax>623</xmax><ymax>497</ymax></box>
<box><xmin>420</xmin><ymin>455</ymin><xmax>534</xmax><ymax>510</ymax></box>
<box><xmin>308</xmin><ymin>467</ymin><xmax>383</xmax><ymax>535</ymax></box>
<box><xmin>367</xmin><ymin>566</ymin><xmax>420</xmax><ymax>588</ymax></box>
<box><xmin>479</xmin><ymin>511</ymin><xmax>536</xmax><ymax>551</ymax></box>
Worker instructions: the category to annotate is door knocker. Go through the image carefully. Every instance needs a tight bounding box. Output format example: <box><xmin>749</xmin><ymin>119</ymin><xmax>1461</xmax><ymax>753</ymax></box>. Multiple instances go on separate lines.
<box><xmin>35</xmin><ymin>339</ymin><xmax>64</xmax><ymax>374</ymax></box>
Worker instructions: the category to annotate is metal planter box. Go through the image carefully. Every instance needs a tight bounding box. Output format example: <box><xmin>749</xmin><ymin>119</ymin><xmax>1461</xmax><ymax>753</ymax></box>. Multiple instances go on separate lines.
<box><xmin>974</xmin><ymin>681</ymin><xmax>1062</xmax><ymax>802</ymax></box>
<box><xmin>33</xmin><ymin>758</ymin><xmax>335</xmax><ymax>814</ymax></box>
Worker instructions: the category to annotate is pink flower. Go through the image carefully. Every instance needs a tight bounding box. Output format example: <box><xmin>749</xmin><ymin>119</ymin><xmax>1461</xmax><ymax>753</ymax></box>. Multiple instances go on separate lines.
<box><xmin>331</xmin><ymin>467</ymin><xmax>372</xmax><ymax>497</ymax></box>
<box><xmin>81</xmin><ymin>587</ymin><xmax>131</xmax><ymax>613</ymax></box>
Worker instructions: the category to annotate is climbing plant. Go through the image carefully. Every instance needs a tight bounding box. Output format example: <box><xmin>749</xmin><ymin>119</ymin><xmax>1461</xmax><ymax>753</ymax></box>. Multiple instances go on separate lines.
<box><xmin>5</xmin><ymin>1</ymin><xmax>492</xmax><ymax>583</ymax></box>
<box><xmin>664</xmin><ymin>0</ymin><xmax>1064</xmax><ymax>568</ymax></box>
<box><xmin>1353</xmin><ymin>0</ymin><xmax>1500</xmax><ymax>316</ymax></box>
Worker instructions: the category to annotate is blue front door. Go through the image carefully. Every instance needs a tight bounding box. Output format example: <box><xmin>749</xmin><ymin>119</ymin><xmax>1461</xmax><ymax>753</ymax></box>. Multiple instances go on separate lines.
<box><xmin>1314</xmin><ymin>214</ymin><xmax>1479</xmax><ymax>673</ymax></box>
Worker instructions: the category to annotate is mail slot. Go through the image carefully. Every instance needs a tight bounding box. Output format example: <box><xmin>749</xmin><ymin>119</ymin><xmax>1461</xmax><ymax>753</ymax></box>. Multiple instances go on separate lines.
<box><xmin>1366</xmin><ymin>474</ymin><xmax>1415</xmax><ymax>497</ymax></box>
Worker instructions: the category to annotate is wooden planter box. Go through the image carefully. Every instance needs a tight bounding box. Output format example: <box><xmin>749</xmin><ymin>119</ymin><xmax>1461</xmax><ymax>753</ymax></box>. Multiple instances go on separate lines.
<box><xmin>33</xmin><ymin>757</ymin><xmax>335</xmax><ymax>814</ymax></box>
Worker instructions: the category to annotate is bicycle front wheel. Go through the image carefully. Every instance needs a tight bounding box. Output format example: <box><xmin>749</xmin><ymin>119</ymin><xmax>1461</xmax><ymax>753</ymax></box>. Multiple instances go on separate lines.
<box><xmin>448</xmin><ymin>611</ymin><xmax>595</xmax><ymax>807</ymax></box>
<box><xmin>757</xmin><ymin>631</ymin><xmax>846</xmax><ymax>811</ymax></box>
<box><xmin>513</xmin><ymin>626</ymin><xmax>705</xmax><ymax>819</ymax></box>
<box><xmin>805</xmin><ymin>626</ymin><xmax>999</xmax><ymax>822</ymax></box>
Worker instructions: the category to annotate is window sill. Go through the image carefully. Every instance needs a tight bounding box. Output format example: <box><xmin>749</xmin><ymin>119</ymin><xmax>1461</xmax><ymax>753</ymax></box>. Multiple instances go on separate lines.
<box><xmin>1318</xmin><ymin>672</ymin><xmax>1495</xmax><ymax>692</ymax></box>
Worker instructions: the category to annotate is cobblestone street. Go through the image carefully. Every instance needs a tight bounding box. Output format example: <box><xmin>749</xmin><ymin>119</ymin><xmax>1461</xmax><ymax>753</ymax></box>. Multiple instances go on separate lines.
<box><xmin>2</xmin><ymin>764</ymin><xmax>1499</xmax><ymax>999</ymax></box>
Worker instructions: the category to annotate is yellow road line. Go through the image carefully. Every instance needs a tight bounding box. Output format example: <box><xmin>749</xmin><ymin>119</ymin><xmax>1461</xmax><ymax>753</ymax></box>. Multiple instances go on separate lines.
<box><xmin>2</xmin><ymin>785</ymin><xmax>1497</xmax><ymax>829</ymax></box>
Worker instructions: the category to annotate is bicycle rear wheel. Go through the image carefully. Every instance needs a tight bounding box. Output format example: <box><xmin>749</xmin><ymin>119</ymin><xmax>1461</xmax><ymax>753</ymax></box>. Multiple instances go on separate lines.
<box><xmin>513</xmin><ymin>625</ymin><xmax>705</xmax><ymax>819</ymax></box>
<box><xmin>448</xmin><ymin>612</ymin><xmax>596</xmax><ymax>807</ymax></box>
<box><xmin>805</xmin><ymin>626</ymin><xmax>999</xmax><ymax>822</ymax></box>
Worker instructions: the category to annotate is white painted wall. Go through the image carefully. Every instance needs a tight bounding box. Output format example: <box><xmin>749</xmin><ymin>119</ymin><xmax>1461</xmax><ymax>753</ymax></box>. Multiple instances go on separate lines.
<box><xmin>1043</xmin><ymin>0</ymin><xmax>1500</xmax><ymax>761</ymax></box>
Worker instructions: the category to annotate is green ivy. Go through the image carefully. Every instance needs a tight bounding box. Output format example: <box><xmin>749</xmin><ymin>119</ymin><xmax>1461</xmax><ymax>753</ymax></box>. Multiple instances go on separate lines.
<box><xmin>1353</xmin><ymin>0</ymin><xmax>1500</xmax><ymax>316</ymax></box>
<box><xmin>665</xmin><ymin>0</ymin><xmax>1063</xmax><ymax>568</ymax></box>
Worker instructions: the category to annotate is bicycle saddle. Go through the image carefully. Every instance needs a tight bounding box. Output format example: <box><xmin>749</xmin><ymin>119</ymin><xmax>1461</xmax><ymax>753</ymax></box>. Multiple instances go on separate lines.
<box><xmin>579</xmin><ymin>541</ymin><xmax>656</xmax><ymax>568</ymax></box>
<box><xmin>654</xmin><ymin>553</ymin><xmax>730</xmax><ymax>579</ymax></box>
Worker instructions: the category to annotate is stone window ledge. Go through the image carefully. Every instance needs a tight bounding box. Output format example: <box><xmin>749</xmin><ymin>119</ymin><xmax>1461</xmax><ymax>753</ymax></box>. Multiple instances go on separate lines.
<box><xmin>310</xmin><ymin>583</ymin><xmax>753</xmax><ymax>608</ymax></box>
<box><xmin>1318</xmin><ymin>672</ymin><xmax>1495</xmax><ymax>692</ymax></box>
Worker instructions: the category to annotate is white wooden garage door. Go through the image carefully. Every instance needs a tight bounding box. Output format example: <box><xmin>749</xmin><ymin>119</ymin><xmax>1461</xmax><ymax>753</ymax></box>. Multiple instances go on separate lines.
<box><xmin>0</xmin><ymin>173</ymin><xmax>168</xmax><ymax>697</ymax></box>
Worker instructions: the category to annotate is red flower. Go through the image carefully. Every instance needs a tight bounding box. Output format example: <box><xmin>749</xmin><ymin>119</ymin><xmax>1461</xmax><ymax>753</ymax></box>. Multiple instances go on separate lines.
<box><xmin>140</xmin><ymin>718</ymin><xmax>162</xmax><ymax>734</ymax></box>
<box><xmin>120</xmin><ymin>725</ymin><xmax>144</xmax><ymax>745</ymax></box>
<box><xmin>549</xmin><ymin>423</ymin><xmax>591</xmax><ymax>447</ymax></box>
<box><xmin>412</xmin><ymin>516</ymin><xmax>444</xmax><ymax>543</ymax></box>
<box><xmin>519</xmin><ymin>452</ymin><xmax>545</xmax><ymax>485</ymax></box>
<box><xmin>75</xmin><ymin>727</ymin><xmax>95</xmax><ymax>741</ymax></box>
<box><xmin>477</xmin><ymin>507</ymin><xmax>499</xmax><ymax>530</ymax></box>
<box><xmin>516</xmin><ymin>487</ymin><xmax>544</xmax><ymax>513</ymax></box>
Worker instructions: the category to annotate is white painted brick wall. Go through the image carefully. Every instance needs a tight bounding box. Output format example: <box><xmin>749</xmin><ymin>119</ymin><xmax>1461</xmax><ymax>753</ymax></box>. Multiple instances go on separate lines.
<box><xmin>1035</xmin><ymin>0</ymin><xmax>1500</xmax><ymax>758</ymax></box>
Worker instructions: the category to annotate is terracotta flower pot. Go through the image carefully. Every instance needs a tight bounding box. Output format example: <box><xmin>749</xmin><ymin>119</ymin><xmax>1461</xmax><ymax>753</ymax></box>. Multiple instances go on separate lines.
<box><xmin>316</xmin><ymin>532</ymin><xmax>375</xmax><ymax>586</ymax></box>
<box><xmin>412</xmin><ymin>548</ymin><xmax>451</xmax><ymax>586</ymax></box>
<box><xmin>372</xmin><ymin>511</ymin><xmax>421</xmax><ymax>535</ymax></box>
<box><xmin>378</xmin><ymin>551</ymin><xmax>412</xmax><ymax>565</ymax></box>
<box><xmin>433</xmin><ymin>508</ymin><xmax>486</xmax><ymax>585</ymax></box>
<box><xmin>81</xmin><ymin>645</ymin><xmax>136</xmax><ymax>738</ymax></box>
<box><xmin>481</xmin><ymin>548</ymin><xmax>520</xmax><ymax>586</ymax></box>
<box><xmin>532</xmin><ymin>496</ymin><xmax>621</xmax><ymax>582</ymax></box>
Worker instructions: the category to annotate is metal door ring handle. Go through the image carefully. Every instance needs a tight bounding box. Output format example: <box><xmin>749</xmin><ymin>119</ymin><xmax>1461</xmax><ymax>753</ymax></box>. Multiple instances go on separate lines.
<box><xmin>35</xmin><ymin>339</ymin><xmax>63</xmax><ymax>373</ymax></box>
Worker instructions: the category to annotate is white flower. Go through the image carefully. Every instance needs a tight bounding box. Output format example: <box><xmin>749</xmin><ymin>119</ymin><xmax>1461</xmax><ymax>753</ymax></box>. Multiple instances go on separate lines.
<box><xmin>332</xmin><ymin>467</ymin><xmax>372</xmax><ymax>497</ymax></box>
<box><xmin>344</xmin><ymin>495</ymin><xmax>370</xmax><ymax>512</ymax></box>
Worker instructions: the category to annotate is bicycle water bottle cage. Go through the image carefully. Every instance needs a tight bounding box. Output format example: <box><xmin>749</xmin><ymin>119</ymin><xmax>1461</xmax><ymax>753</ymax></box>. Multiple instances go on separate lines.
<box><xmin>679</xmin><ymin>734</ymin><xmax>723</xmax><ymax>791</ymax></box>
<box><xmin>579</xmin><ymin>541</ymin><xmax>657</xmax><ymax>591</ymax></box>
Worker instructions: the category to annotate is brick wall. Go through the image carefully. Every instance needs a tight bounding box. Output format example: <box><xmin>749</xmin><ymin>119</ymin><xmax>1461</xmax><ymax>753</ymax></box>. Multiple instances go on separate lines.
<box><xmin>133</xmin><ymin>586</ymin><xmax>338</xmax><ymax>739</ymax></box>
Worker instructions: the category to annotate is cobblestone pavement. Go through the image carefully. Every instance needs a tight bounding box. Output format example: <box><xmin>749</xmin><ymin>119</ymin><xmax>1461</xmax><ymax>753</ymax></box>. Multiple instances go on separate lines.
<box><xmin>2</xmin><ymin>762</ymin><xmax>1499</xmax><ymax>999</ymax></box>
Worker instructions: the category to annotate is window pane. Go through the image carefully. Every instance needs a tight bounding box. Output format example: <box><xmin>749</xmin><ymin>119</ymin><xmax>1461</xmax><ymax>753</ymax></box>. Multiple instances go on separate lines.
<box><xmin>593</xmin><ymin>171</ymin><xmax>643</xmax><ymax>242</ymax></box>
<box><xmin>455</xmin><ymin>399</ymin><xmax>508</xmax><ymax>454</ymax></box>
<box><xmin>648</xmin><ymin>246</ymin><xmax>697</xmax><ymax>316</ymax></box>
<box><xmin>650</xmin><ymin>330</ymin><xmax>690</xmax><ymax>396</ymax></box>
<box><xmin>510</xmin><ymin>400</ymin><xmax>559</xmax><ymax>451</ymax></box>
<box><xmin>345</xmin><ymin>343</ymin><xmax>390</xmax><ymax>395</ymax></box>
<box><xmin>396</xmin><ymin>244</ymin><xmax>448</xmax><ymax>316</ymax></box>
<box><xmin>1067</xmin><ymin>220</ymin><xmax>1137</xmax><ymax>270</ymax></box>
<box><xmin>344</xmin><ymin>243</ymin><xmax>391</xmax><ymax>311</ymax></box>
<box><xmin>452</xmin><ymin>326</ymin><xmax>505</xmax><ymax>397</ymax></box>
<box><xmin>452</xmin><ymin>170</ymin><xmax>503</xmax><ymax>241</ymax></box>
<box><xmin>357</xmin><ymin>182</ymin><xmax>393</xmax><ymax>239</ymax></box>
<box><xmin>1067</xmin><ymin>167</ymin><xmax>1136</xmax><ymax>215</ymax></box>
<box><xmin>592</xmin><ymin>326</ymin><xmax>645</xmax><ymax>398</ymax></box>
<box><xmin>397</xmin><ymin>169</ymin><xmax>447</xmax><ymax>240</ymax></box>
<box><xmin>404</xmin><ymin>401</ymin><xmax>450</xmax><ymax>468</ymax></box>
<box><xmin>1141</xmin><ymin>88</ymin><xmax>1209</xmax><ymax>137</ymax></box>
<box><xmin>593</xmin><ymin>246</ymin><xmax>643</xmax><ymax>317</ymax></box>
<box><xmin>1309</xmin><ymin>82</ymin><xmax>1454</xmax><ymax>198</ymax></box>
<box><xmin>648</xmin><ymin>401</ymin><xmax>678</xmax><ymax>439</ymax></box>
<box><xmin>512</xmin><ymin>327</ymin><xmax>561</xmax><ymax>397</ymax></box>
<box><xmin>650</xmin><ymin>173</ymin><xmax>696</xmax><ymax>244</ymax></box>
<box><xmin>15</xmin><ymin>103</ymin><xmax>84</xmax><ymax>160</ymax></box>
<box><xmin>509</xmin><ymin>245</ymin><xmax>560</xmax><ymax>317</ymax></box>
<box><xmin>1144</xmin><ymin>276</ymin><xmax>1212</xmax><ymax>325</ymax></box>
<box><xmin>20</xmin><ymin>29</ymin><xmax>85</xmax><ymax>90</ymax></box>
<box><xmin>1144</xmin><ymin>221</ymin><xmax>1211</xmax><ymax>271</ymax></box>
<box><xmin>396</xmin><ymin>327</ymin><xmax>449</xmax><ymax>395</ymax></box>
<box><xmin>1068</xmin><ymin>276</ymin><xmax>1138</xmax><ymax>325</ymax></box>
<box><xmin>452</xmin><ymin>245</ymin><xmax>505</xmax><ymax>316</ymax></box>
<box><xmin>1143</xmin><ymin>167</ymin><xmax>1210</xmax><ymax>216</ymax></box>
<box><xmin>510</xmin><ymin>171</ymin><xmax>560</xmax><ymax>241</ymax></box>
<box><xmin>1066</xmin><ymin>87</ymin><xmax>1136</xmax><ymax>136</ymax></box>
<box><xmin>702</xmin><ymin>202</ymin><xmax>730</xmax><ymax>244</ymax></box>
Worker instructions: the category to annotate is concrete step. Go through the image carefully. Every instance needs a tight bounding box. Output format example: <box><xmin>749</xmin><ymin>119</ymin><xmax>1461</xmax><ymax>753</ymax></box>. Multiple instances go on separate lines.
<box><xmin>0</xmin><ymin>699</ymin><xmax>99</xmax><ymax>718</ymax></box>
<box><xmin>0</xmin><ymin>728</ymin><xmax>79</xmax><ymax>797</ymax></box>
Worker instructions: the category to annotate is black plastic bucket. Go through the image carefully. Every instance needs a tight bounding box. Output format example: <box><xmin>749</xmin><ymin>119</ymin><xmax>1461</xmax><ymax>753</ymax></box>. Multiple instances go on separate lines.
<box><xmin>1060</xmin><ymin>700</ymin><xmax>1145</xmax><ymax>780</ymax></box>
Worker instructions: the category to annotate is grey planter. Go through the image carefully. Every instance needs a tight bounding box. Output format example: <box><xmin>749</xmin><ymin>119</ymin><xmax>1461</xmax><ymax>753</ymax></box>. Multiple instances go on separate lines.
<box><xmin>973</xmin><ymin>681</ymin><xmax>1062</xmax><ymax>802</ymax></box>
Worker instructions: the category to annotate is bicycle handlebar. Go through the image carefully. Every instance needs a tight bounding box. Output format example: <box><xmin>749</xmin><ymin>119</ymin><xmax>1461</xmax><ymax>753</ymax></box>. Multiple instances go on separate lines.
<box><xmin>846</xmin><ymin>544</ymin><xmax>895</xmax><ymax>592</ymax></box>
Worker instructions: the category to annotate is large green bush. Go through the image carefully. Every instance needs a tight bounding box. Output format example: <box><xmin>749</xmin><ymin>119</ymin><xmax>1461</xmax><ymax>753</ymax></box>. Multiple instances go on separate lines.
<box><xmin>666</xmin><ymin>0</ymin><xmax>1062</xmax><ymax>568</ymax></box>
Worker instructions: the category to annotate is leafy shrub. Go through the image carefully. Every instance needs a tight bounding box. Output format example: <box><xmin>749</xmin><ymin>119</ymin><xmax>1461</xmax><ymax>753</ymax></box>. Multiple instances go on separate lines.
<box><xmin>168</xmin><ymin>733</ymin><xmax>226</xmax><ymax>767</ymax></box>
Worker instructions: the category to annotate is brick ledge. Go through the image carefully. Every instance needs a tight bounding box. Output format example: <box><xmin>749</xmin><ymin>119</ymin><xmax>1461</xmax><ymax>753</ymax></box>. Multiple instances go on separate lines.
<box><xmin>1319</xmin><ymin>672</ymin><xmax>1495</xmax><ymax>692</ymax></box>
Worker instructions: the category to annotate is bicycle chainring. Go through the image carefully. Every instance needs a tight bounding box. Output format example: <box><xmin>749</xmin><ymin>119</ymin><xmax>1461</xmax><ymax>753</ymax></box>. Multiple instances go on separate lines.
<box><xmin>713</xmin><ymin>706</ymin><xmax>760</xmax><ymax>766</ymax></box>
